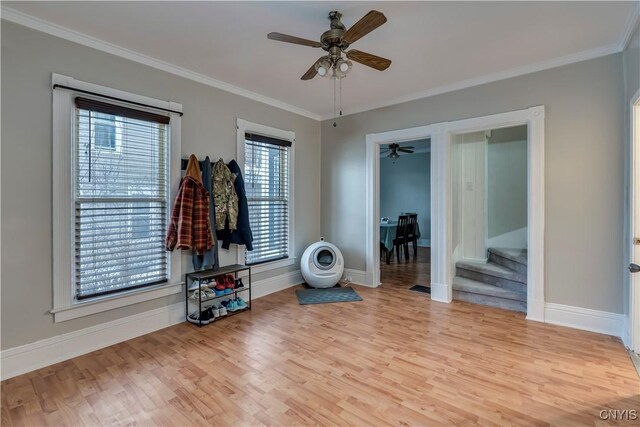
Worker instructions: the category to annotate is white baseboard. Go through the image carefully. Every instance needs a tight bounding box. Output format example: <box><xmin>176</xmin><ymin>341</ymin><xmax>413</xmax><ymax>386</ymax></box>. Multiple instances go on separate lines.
<box><xmin>1</xmin><ymin>270</ymin><xmax>303</xmax><ymax>381</ymax></box>
<box><xmin>544</xmin><ymin>303</ymin><xmax>624</xmax><ymax>338</ymax></box>
<box><xmin>418</xmin><ymin>239</ymin><xmax>431</xmax><ymax>247</ymax></box>
<box><xmin>251</xmin><ymin>270</ymin><xmax>303</xmax><ymax>299</ymax></box>
<box><xmin>343</xmin><ymin>269</ymin><xmax>371</xmax><ymax>287</ymax></box>
<box><xmin>622</xmin><ymin>315</ymin><xmax>631</xmax><ymax>348</ymax></box>
<box><xmin>1</xmin><ymin>302</ymin><xmax>185</xmax><ymax>381</ymax></box>
<box><xmin>430</xmin><ymin>282</ymin><xmax>452</xmax><ymax>303</ymax></box>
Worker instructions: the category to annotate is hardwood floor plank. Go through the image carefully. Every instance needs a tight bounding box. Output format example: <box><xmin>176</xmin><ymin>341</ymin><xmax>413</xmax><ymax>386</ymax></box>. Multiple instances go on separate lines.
<box><xmin>2</xmin><ymin>251</ymin><xmax>638</xmax><ymax>426</ymax></box>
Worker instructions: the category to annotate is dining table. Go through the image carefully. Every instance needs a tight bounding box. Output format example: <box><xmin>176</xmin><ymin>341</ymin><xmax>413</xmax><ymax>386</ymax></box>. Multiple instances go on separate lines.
<box><xmin>380</xmin><ymin>220</ymin><xmax>421</xmax><ymax>257</ymax></box>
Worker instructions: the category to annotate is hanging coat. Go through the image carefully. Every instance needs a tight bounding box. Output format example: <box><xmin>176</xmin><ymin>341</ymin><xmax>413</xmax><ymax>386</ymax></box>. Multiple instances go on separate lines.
<box><xmin>192</xmin><ymin>156</ymin><xmax>220</xmax><ymax>270</ymax></box>
<box><xmin>166</xmin><ymin>155</ymin><xmax>214</xmax><ymax>254</ymax></box>
<box><xmin>212</xmin><ymin>159</ymin><xmax>239</xmax><ymax>231</ymax></box>
<box><xmin>220</xmin><ymin>160</ymin><xmax>253</xmax><ymax>251</ymax></box>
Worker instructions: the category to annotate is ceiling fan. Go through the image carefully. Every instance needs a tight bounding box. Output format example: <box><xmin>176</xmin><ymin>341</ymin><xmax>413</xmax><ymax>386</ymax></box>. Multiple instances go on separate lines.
<box><xmin>381</xmin><ymin>143</ymin><xmax>414</xmax><ymax>160</ymax></box>
<box><xmin>267</xmin><ymin>10</ymin><xmax>392</xmax><ymax>80</ymax></box>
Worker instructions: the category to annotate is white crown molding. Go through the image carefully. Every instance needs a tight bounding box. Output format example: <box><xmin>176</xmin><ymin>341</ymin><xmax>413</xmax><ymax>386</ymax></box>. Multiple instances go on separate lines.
<box><xmin>619</xmin><ymin>2</ymin><xmax>640</xmax><ymax>51</ymax></box>
<box><xmin>323</xmin><ymin>43</ymin><xmax>622</xmax><ymax>120</ymax></box>
<box><xmin>1</xmin><ymin>5</ymin><xmax>632</xmax><ymax>123</ymax></box>
<box><xmin>0</xmin><ymin>6</ymin><xmax>322</xmax><ymax>121</ymax></box>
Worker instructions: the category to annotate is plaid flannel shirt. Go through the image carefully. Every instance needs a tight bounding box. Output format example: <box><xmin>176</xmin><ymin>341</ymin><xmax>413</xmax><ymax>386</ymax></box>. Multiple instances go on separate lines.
<box><xmin>166</xmin><ymin>176</ymin><xmax>214</xmax><ymax>254</ymax></box>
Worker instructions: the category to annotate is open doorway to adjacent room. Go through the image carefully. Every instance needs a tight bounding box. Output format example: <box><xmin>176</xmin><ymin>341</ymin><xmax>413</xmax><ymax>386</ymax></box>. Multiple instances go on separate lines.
<box><xmin>378</xmin><ymin>139</ymin><xmax>432</xmax><ymax>292</ymax></box>
<box><xmin>450</xmin><ymin>126</ymin><xmax>528</xmax><ymax>313</ymax></box>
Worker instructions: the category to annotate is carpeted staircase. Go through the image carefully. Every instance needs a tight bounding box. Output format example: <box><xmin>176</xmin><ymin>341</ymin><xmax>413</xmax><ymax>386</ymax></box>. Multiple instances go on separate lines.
<box><xmin>453</xmin><ymin>248</ymin><xmax>527</xmax><ymax>312</ymax></box>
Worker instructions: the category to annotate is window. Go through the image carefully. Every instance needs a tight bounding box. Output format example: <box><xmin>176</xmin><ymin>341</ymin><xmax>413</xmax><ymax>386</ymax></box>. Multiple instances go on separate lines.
<box><xmin>74</xmin><ymin>97</ymin><xmax>170</xmax><ymax>299</ymax></box>
<box><xmin>93</xmin><ymin>112</ymin><xmax>118</xmax><ymax>150</ymax></box>
<box><xmin>52</xmin><ymin>74</ymin><xmax>182</xmax><ymax>322</ymax></box>
<box><xmin>237</xmin><ymin>119</ymin><xmax>294</xmax><ymax>271</ymax></box>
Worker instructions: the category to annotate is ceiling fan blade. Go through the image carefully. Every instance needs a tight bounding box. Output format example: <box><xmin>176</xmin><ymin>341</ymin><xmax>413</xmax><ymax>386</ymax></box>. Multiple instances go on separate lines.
<box><xmin>346</xmin><ymin>50</ymin><xmax>391</xmax><ymax>71</ymax></box>
<box><xmin>301</xmin><ymin>60</ymin><xmax>320</xmax><ymax>80</ymax></box>
<box><xmin>268</xmin><ymin>32</ymin><xmax>321</xmax><ymax>48</ymax></box>
<box><xmin>342</xmin><ymin>10</ymin><xmax>387</xmax><ymax>44</ymax></box>
<box><xmin>398</xmin><ymin>148</ymin><xmax>414</xmax><ymax>153</ymax></box>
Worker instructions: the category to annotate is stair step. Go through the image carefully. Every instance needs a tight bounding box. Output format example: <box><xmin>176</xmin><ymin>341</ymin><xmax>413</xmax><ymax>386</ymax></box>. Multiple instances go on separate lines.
<box><xmin>488</xmin><ymin>247</ymin><xmax>527</xmax><ymax>265</ymax></box>
<box><xmin>456</xmin><ymin>260</ymin><xmax>526</xmax><ymax>284</ymax></box>
<box><xmin>453</xmin><ymin>277</ymin><xmax>527</xmax><ymax>313</ymax></box>
<box><xmin>452</xmin><ymin>276</ymin><xmax>526</xmax><ymax>301</ymax></box>
<box><xmin>453</xmin><ymin>290</ymin><xmax>527</xmax><ymax>313</ymax></box>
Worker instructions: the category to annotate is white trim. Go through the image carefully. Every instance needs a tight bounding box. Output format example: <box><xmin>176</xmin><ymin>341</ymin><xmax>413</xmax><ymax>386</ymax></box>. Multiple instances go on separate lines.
<box><xmin>365</xmin><ymin>107</ymin><xmax>545</xmax><ymax>321</ymax></box>
<box><xmin>248</xmin><ymin>257</ymin><xmax>296</xmax><ymax>274</ymax></box>
<box><xmin>544</xmin><ymin>303</ymin><xmax>624</xmax><ymax>338</ymax></box>
<box><xmin>342</xmin><ymin>268</ymin><xmax>369</xmax><ymax>287</ymax></box>
<box><xmin>236</xmin><ymin>119</ymin><xmax>295</xmax><ymax>272</ymax></box>
<box><xmin>1</xmin><ymin>302</ymin><xmax>186</xmax><ymax>381</ymax></box>
<box><xmin>51</xmin><ymin>73</ymin><xmax>182</xmax><ymax>322</ymax></box>
<box><xmin>1</xmin><ymin>6</ymin><xmax>630</xmax><ymax>123</ymax></box>
<box><xmin>323</xmin><ymin>45</ymin><xmax>620</xmax><ymax>120</ymax></box>
<box><xmin>1</xmin><ymin>270</ymin><xmax>304</xmax><ymax>381</ymax></box>
<box><xmin>430</xmin><ymin>282</ymin><xmax>449</xmax><ymax>303</ymax></box>
<box><xmin>52</xmin><ymin>283</ymin><xmax>184</xmax><ymax>323</ymax></box>
<box><xmin>1</xmin><ymin>7</ymin><xmax>320</xmax><ymax>121</ymax></box>
<box><xmin>630</xmin><ymin>88</ymin><xmax>640</xmax><ymax>352</ymax></box>
<box><xmin>619</xmin><ymin>2</ymin><xmax>640</xmax><ymax>51</ymax></box>
<box><xmin>251</xmin><ymin>270</ymin><xmax>304</xmax><ymax>299</ymax></box>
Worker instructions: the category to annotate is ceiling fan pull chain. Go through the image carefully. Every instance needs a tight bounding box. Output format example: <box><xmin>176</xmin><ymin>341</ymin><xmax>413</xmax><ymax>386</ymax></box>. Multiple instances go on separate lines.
<box><xmin>333</xmin><ymin>75</ymin><xmax>337</xmax><ymax>127</ymax></box>
<box><xmin>339</xmin><ymin>77</ymin><xmax>343</xmax><ymax>117</ymax></box>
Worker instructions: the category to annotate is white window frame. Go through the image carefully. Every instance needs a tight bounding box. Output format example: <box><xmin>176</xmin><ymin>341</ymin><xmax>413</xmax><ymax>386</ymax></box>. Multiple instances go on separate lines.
<box><xmin>51</xmin><ymin>73</ymin><xmax>183</xmax><ymax>323</ymax></box>
<box><xmin>236</xmin><ymin>118</ymin><xmax>295</xmax><ymax>273</ymax></box>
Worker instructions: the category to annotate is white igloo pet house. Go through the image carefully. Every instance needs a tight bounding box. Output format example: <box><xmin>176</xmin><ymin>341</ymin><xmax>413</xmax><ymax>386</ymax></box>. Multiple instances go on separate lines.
<box><xmin>300</xmin><ymin>240</ymin><xmax>344</xmax><ymax>288</ymax></box>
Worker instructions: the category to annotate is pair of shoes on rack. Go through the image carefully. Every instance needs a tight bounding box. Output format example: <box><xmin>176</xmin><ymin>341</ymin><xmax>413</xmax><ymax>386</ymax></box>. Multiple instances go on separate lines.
<box><xmin>209</xmin><ymin>304</ymin><xmax>228</xmax><ymax>319</ymax></box>
<box><xmin>188</xmin><ymin>279</ymin><xmax>209</xmax><ymax>291</ymax></box>
<box><xmin>221</xmin><ymin>297</ymin><xmax>248</xmax><ymax>312</ymax></box>
<box><xmin>190</xmin><ymin>288</ymin><xmax>215</xmax><ymax>301</ymax></box>
<box><xmin>187</xmin><ymin>309</ymin><xmax>214</xmax><ymax>325</ymax></box>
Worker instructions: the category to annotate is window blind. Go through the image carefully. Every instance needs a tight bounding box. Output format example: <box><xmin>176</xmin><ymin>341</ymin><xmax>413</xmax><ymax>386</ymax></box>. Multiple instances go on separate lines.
<box><xmin>74</xmin><ymin>97</ymin><xmax>169</xmax><ymax>299</ymax></box>
<box><xmin>244</xmin><ymin>133</ymin><xmax>291</xmax><ymax>266</ymax></box>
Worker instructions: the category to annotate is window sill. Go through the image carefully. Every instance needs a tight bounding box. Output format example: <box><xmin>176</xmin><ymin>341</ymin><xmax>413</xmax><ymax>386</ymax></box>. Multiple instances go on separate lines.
<box><xmin>246</xmin><ymin>257</ymin><xmax>297</xmax><ymax>274</ymax></box>
<box><xmin>51</xmin><ymin>282</ymin><xmax>184</xmax><ymax>323</ymax></box>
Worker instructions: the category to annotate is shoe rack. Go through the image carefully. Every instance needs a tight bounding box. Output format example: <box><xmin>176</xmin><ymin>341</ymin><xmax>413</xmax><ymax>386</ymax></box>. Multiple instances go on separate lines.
<box><xmin>185</xmin><ymin>264</ymin><xmax>252</xmax><ymax>327</ymax></box>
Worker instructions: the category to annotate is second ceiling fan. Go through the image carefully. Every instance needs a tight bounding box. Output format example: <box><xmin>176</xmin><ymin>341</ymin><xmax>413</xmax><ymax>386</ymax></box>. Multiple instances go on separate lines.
<box><xmin>381</xmin><ymin>143</ymin><xmax>415</xmax><ymax>160</ymax></box>
<box><xmin>267</xmin><ymin>10</ymin><xmax>392</xmax><ymax>80</ymax></box>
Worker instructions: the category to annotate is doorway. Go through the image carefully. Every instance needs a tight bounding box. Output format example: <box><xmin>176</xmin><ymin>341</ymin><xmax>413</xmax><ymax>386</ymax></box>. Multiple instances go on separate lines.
<box><xmin>450</xmin><ymin>126</ymin><xmax>528</xmax><ymax>313</ymax></box>
<box><xmin>365</xmin><ymin>106</ymin><xmax>545</xmax><ymax>321</ymax></box>
<box><xmin>629</xmin><ymin>89</ymin><xmax>640</xmax><ymax>354</ymax></box>
<box><xmin>379</xmin><ymin>138</ymin><xmax>432</xmax><ymax>290</ymax></box>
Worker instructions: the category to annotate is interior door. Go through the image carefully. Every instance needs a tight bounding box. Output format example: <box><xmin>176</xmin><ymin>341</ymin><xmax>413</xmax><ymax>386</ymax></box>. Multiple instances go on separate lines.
<box><xmin>630</xmin><ymin>93</ymin><xmax>640</xmax><ymax>353</ymax></box>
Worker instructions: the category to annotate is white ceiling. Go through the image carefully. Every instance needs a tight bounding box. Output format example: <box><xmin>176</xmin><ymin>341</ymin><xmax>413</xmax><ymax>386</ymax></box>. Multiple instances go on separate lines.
<box><xmin>3</xmin><ymin>1</ymin><xmax>637</xmax><ymax>119</ymax></box>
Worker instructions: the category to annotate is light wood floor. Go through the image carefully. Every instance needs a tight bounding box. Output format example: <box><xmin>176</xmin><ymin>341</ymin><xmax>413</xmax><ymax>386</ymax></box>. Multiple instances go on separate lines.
<box><xmin>2</xmin><ymin>273</ymin><xmax>638</xmax><ymax>426</ymax></box>
<box><xmin>381</xmin><ymin>246</ymin><xmax>431</xmax><ymax>290</ymax></box>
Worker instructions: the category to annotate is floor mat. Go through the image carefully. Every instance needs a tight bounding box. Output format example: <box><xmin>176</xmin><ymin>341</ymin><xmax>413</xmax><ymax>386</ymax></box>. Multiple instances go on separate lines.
<box><xmin>409</xmin><ymin>285</ymin><xmax>431</xmax><ymax>294</ymax></box>
<box><xmin>296</xmin><ymin>286</ymin><xmax>363</xmax><ymax>305</ymax></box>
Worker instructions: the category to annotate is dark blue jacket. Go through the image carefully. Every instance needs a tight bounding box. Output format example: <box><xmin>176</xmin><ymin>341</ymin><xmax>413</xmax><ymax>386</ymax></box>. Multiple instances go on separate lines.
<box><xmin>219</xmin><ymin>160</ymin><xmax>253</xmax><ymax>250</ymax></box>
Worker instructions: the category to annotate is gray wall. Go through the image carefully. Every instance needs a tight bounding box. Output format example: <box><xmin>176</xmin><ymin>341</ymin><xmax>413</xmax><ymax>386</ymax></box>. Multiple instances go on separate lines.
<box><xmin>321</xmin><ymin>54</ymin><xmax>624</xmax><ymax>314</ymax></box>
<box><xmin>487</xmin><ymin>126</ymin><xmax>527</xmax><ymax>239</ymax></box>
<box><xmin>1</xmin><ymin>21</ymin><xmax>321</xmax><ymax>350</ymax></box>
<box><xmin>380</xmin><ymin>152</ymin><xmax>431</xmax><ymax>242</ymax></box>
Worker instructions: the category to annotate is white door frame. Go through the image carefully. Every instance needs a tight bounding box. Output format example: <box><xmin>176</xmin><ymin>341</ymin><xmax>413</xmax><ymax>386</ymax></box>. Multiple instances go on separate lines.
<box><xmin>365</xmin><ymin>106</ymin><xmax>545</xmax><ymax>321</ymax></box>
<box><xmin>629</xmin><ymin>89</ymin><xmax>640</xmax><ymax>353</ymax></box>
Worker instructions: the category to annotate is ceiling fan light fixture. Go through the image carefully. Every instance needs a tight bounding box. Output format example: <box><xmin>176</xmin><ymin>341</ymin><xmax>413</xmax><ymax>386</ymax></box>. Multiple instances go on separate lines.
<box><xmin>315</xmin><ymin>58</ymin><xmax>332</xmax><ymax>78</ymax></box>
<box><xmin>388</xmin><ymin>151</ymin><xmax>400</xmax><ymax>160</ymax></box>
<box><xmin>338</xmin><ymin>59</ymin><xmax>352</xmax><ymax>73</ymax></box>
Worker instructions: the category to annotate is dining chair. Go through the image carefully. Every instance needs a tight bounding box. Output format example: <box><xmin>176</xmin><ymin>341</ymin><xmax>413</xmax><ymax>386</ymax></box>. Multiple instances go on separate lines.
<box><xmin>406</xmin><ymin>214</ymin><xmax>418</xmax><ymax>257</ymax></box>
<box><xmin>393</xmin><ymin>215</ymin><xmax>410</xmax><ymax>262</ymax></box>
